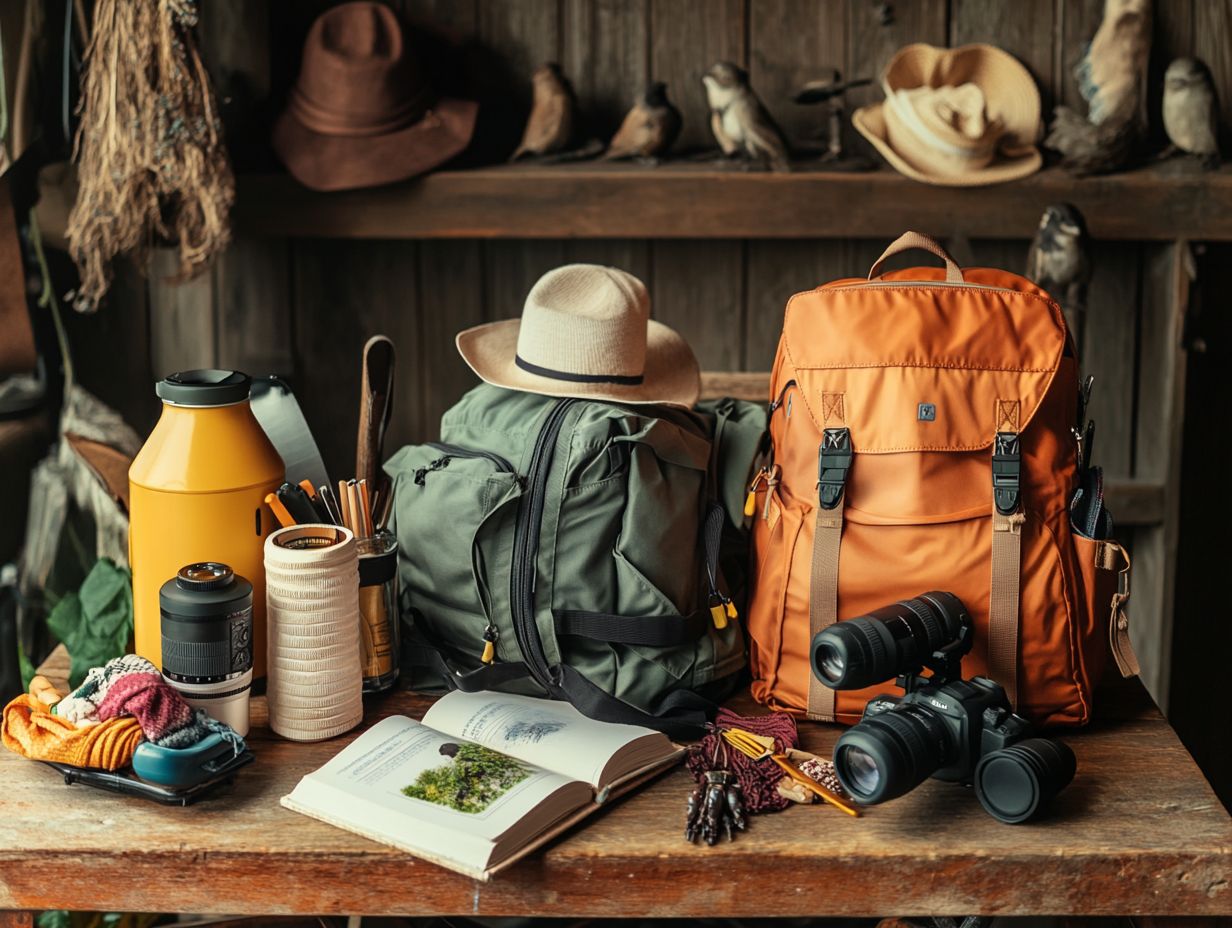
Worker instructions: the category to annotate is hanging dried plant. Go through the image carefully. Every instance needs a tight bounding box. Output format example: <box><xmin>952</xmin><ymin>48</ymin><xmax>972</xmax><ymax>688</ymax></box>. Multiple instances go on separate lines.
<box><xmin>66</xmin><ymin>0</ymin><xmax>234</xmax><ymax>312</ymax></box>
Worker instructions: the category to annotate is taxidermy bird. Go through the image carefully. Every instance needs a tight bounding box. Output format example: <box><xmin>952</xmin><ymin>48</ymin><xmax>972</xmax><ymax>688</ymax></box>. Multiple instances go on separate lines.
<box><xmin>702</xmin><ymin>61</ymin><xmax>791</xmax><ymax>172</ymax></box>
<box><xmin>1026</xmin><ymin>203</ymin><xmax>1092</xmax><ymax>339</ymax></box>
<box><xmin>1045</xmin><ymin>0</ymin><xmax>1152</xmax><ymax>175</ymax></box>
<box><xmin>603</xmin><ymin>82</ymin><xmax>682</xmax><ymax>162</ymax></box>
<box><xmin>1162</xmin><ymin>58</ymin><xmax>1220</xmax><ymax>167</ymax></box>
<box><xmin>511</xmin><ymin>63</ymin><xmax>575</xmax><ymax>161</ymax></box>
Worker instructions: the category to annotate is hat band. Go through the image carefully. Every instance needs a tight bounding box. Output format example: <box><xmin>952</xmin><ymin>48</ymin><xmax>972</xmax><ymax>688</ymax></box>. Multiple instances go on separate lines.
<box><xmin>289</xmin><ymin>85</ymin><xmax>432</xmax><ymax>138</ymax></box>
<box><xmin>515</xmin><ymin>355</ymin><xmax>644</xmax><ymax>386</ymax></box>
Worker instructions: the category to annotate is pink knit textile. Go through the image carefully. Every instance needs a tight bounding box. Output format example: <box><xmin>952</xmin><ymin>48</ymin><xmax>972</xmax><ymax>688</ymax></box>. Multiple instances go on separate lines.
<box><xmin>96</xmin><ymin>672</ymin><xmax>194</xmax><ymax>742</ymax></box>
<box><xmin>686</xmin><ymin>709</ymin><xmax>800</xmax><ymax>813</ymax></box>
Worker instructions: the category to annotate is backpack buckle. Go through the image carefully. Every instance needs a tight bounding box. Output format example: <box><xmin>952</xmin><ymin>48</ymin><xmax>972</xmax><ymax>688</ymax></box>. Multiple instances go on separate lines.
<box><xmin>817</xmin><ymin>427</ymin><xmax>852</xmax><ymax>510</ymax></box>
<box><xmin>992</xmin><ymin>431</ymin><xmax>1021</xmax><ymax>515</ymax></box>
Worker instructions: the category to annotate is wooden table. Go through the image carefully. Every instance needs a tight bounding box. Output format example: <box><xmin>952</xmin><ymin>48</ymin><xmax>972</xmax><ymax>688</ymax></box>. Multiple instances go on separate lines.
<box><xmin>1</xmin><ymin>649</ymin><xmax>1230</xmax><ymax>922</ymax></box>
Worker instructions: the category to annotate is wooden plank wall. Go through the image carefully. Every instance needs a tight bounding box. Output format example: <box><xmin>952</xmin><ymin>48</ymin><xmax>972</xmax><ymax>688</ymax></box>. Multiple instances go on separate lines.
<box><xmin>66</xmin><ymin>0</ymin><xmax>1219</xmax><ymax>709</ymax></box>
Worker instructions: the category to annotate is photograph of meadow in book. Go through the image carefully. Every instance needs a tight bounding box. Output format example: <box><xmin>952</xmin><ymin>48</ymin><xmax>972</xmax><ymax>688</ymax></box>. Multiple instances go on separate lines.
<box><xmin>402</xmin><ymin>742</ymin><xmax>531</xmax><ymax>813</ymax></box>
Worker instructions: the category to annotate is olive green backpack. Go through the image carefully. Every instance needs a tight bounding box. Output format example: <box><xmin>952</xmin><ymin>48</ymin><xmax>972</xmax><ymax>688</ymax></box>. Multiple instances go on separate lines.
<box><xmin>385</xmin><ymin>385</ymin><xmax>765</xmax><ymax>737</ymax></box>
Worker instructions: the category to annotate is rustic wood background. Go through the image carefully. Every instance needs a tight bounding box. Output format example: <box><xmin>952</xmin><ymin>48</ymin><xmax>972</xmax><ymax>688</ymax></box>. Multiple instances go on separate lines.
<box><xmin>53</xmin><ymin>0</ymin><xmax>1231</xmax><ymax>802</ymax></box>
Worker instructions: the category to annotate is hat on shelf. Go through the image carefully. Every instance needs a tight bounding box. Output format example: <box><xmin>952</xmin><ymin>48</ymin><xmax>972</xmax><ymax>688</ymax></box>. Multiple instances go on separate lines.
<box><xmin>456</xmin><ymin>264</ymin><xmax>701</xmax><ymax>409</ymax></box>
<box><xmin>272</xmin><ymin>2</ymin><xmax>477</xmax><ymax>192</ymax></box>
<box><xmin>853</xmin><ymin>43</ymin><xmax>1042</xmax><ymax>186</ymax></box>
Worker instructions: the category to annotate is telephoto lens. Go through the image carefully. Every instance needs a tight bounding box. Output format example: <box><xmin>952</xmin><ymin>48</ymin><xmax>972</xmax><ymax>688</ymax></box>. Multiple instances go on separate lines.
<box><xmin>832</xmin><ymin>702</ymin><xmax>953</xmax><ymax>803</ymax></box>
<box><xmin>810</xmin><ymin>591</ymin><xmax>970</xmax><ymax>690</ymax></box>
<box><xmin>159</xmin><ymin>562</ymin><xmax>254</xmax><ymax>736</ymax></box>
<box><xmin>975</xmin><ymin>737</ymin><xmax>1077</xmax><ymax>823</ymax></box>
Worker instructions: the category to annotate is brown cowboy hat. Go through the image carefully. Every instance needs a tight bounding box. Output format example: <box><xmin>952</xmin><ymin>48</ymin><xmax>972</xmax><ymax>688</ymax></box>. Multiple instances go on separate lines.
<box><xmin>456</xmin><ymin>264</ymin><xmax>700</xmax><ymax>409</ymax></box>
<box><xmin>273</xmin><ymin>2</ymin><xmax>477</xmax><ymax>192</ymax></box>
<box><xmin>853</xmin><ymin>43</ymin><xmax>1042</xmax><ymax>187</ymax></box>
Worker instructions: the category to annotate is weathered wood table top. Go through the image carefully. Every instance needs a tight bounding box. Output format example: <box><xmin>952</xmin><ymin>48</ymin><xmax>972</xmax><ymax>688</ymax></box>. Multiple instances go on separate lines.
<box><xmin>1</xmin><ymin>649</ymin><xmax>1229</xmax><ymax>919</ymax></box>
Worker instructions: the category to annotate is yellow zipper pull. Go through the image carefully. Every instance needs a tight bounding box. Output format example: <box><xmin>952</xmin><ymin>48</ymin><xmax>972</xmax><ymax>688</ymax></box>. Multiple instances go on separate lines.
<box><xmin>709</xmin><ymin>593</ymin><xmax>729</xmax><ymax>629</ymax></box>
<box><xmin>744</xmin><ymin>468</ymin><xmax>767</xmax><ymax>517</ymax></box>
<box><xmin>724</xmin><ymin>599</ymin><xmax>738</xmax><ymax>621</ymax></box>
<box><xmin>480</xmin><ymin>625</ymin><xmax>497</xmax><ymax>664</ymax></box>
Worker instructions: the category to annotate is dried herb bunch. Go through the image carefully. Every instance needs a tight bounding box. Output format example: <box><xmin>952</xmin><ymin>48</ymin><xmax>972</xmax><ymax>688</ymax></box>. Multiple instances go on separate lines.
<box><xmin>67</xmin><ymin>0</ymin><xmax>234</xmax><ymax>312</ymax></box>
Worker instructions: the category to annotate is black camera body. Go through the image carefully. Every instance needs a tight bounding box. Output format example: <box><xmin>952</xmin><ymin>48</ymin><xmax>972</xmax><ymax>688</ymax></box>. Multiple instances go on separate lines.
<box><xmin>857</xmin><ymin>675</ymin><xmax>1030</xmax><ymax>784</ymax></box>
<box><xmin>816</xmin><ymin>592</ymin><xmax>1076</xmax><ymax>824</ymax></box>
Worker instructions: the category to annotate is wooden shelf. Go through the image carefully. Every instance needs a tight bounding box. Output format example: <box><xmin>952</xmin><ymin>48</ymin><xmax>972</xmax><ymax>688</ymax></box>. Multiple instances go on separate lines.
<box><xmin>234</xmin><ymin>161</ymin><xmax>1232</xmax><ymax>241</ymax></box>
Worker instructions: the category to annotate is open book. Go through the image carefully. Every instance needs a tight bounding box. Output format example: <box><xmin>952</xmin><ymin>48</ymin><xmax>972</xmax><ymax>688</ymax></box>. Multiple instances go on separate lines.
<box><xmin>281</xmin><ymin>690</ymin><xmax>683</xmax><ymax>880</ymax></box>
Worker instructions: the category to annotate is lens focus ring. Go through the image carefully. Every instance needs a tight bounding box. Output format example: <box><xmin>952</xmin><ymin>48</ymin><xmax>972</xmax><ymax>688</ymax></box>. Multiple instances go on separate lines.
<box><xmin>161</xmin><ymin>636</ymin><xmax>234</xmax><ymax>678</ymax></box>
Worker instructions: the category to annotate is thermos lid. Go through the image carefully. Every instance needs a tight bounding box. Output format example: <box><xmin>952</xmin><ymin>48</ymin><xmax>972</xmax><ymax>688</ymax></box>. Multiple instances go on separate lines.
<box><xmin>157</xmin><ymin>370</ymin><xmax>251</xmax><ymax>407</ymax></box>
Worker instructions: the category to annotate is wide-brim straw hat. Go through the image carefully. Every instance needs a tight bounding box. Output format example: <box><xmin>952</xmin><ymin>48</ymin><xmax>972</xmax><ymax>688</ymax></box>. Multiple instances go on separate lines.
<box><xmin>853</xmin><ymin>43</ymin><xmax>1042</xmax><ymax>187</ymax></box>
<box><xmin>456</xmin><ymin>264</ymin><xmax>701</xmax><ymax>409</ymax></box>
<box><xmin>273</xmin><ymin>2</ymin><xmax>478</xmax><ymax>192</ymax></box>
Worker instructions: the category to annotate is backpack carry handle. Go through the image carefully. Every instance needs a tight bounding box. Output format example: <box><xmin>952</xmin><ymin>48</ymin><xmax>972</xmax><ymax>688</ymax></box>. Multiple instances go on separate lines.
<box><xmin>868</xmin><ymin>231</ymin><xmax>965</xmax><ymax>284</ymax></box>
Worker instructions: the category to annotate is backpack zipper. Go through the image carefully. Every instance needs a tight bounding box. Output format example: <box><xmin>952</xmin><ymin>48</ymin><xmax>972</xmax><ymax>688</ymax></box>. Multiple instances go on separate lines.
<box><xmin>769</xmin><ymin>379</ymin><xmax>797</xmax><ymax>415</ymax></box>
<box><xmin>510</xmin><ymin>398</ymin><xmax>578</xmax><ymax>691</ymax></box>
<box><xmin>829</xmin><ymin>280</ymin><xmax>1022</xmax><ymax>295</ymax></box>
<box><xmin>425</xmin><ymin>443</ymin><xmax>516</xmax><ymax>472</ymax></box>
<box><xmin>414</xmin><ymin>444</ymin><xmax>516</xmax><ymax>485</ymax></box>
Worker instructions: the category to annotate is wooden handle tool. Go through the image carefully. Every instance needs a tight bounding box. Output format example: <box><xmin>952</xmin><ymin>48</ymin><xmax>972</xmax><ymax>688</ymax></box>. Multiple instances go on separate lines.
<box><xmin>356</xmin><ymin>335</ymin><xmax>396</xmax><ymax>492</ymax></box>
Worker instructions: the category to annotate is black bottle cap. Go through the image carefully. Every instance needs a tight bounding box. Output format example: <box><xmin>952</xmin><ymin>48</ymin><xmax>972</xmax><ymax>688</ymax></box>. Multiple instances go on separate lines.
<box><xmin>156</xmin><ymin>370</ymin><xmax>251</xmax><ymax>407</ymax></box>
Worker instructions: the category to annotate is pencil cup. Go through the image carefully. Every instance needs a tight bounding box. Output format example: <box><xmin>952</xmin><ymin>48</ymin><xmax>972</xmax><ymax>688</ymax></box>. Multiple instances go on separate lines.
<box><xmin>357</xmin><ymin>531</ymin><xmax>400</xmax><ymax>693</ymax></box>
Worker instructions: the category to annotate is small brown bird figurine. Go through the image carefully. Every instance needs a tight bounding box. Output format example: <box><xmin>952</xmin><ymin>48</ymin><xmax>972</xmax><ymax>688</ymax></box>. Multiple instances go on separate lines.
<box><xmin>1026</xmin><ymin>203</ymin><xmax>1092</xmax><ymax>342</ymax></box>
<box><xmin>702</xmin><ymin>61</ymin><xmax>791</xmax><ymax>172</ymax></box>
<box><xmin>603</xmin><ymin>82</ymin><xmax>682</xmax><ymax>163</ymax></box>
<box><xmin>1162</xmin><ymin>58</ymin><xmax>1220</xmax><ymax>167</ymax></box>
<box><xmin>511</xmin><ymin>63</ymin><xmax>575</xmax><ymax>161</ymax></box>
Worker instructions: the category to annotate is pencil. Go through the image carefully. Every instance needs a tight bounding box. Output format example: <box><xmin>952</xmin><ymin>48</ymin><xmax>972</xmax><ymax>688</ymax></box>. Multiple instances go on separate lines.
<box><xmin>347</xmin><ymin>481</ymin><xmax>362</xmax><ymax>538</ymax></box>
<box><xmin>338</xmin><ymin>480</ymin><xmax>353</xmax><ymax>532</ymax></box>
<box><xmin>359</xmin><ymin>479</ymin><xmax>373</xmax><ymax>537</ymax></box>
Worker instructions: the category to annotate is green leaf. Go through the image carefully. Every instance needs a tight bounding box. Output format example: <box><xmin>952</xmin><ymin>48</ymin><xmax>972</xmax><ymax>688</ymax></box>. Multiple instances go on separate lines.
<box><xmin>45</xmin><ymin>559</ymin><xmax>134</xmax><ymax>688</ymax></box>
<box><xmin>18</xmin><ymin>645</ymin><xmax>37</xmax><ymax>692</ymax></box>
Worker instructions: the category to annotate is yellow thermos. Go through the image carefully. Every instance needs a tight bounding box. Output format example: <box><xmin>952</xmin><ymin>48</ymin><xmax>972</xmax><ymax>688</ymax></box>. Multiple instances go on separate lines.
<box><xmin>129</xmin><ymin>370</ymin><xmax>284</xmax><ymax>679</ymax></box>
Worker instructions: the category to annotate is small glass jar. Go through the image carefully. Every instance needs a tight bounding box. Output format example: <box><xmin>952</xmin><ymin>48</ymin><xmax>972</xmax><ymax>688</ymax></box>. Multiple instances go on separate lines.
<box><xmin>356</xmin><ymin>531</ymin><xmax>400</xmax><ymax>693</ymax></box>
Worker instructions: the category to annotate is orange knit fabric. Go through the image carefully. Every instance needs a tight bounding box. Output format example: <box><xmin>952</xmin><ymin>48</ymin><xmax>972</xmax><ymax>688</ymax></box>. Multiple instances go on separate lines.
<box><xmin>2</xmin><ymin>693</ymin><xmax>143</xmax><ymax>770</ymax></box>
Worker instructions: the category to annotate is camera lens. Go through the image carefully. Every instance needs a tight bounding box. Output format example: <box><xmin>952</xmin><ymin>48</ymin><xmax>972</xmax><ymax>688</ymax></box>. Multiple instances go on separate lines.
<box><xmin>839</xmin><ymin>745</ymin><xmax>881</xmax><ymax>795</ymax></box>
<box><xmin>975</xmin><ymin>738</ymin><xmax>1076</xmax><ymax>824</ymax></box>
<box><xmin>815</xmin><ymin>642</ymin><xmax>845</xmax><ymax>681</ymax></box>
<box><xmin>159</xmin><ymin>563</ymin><xmax>254</xmax><ymax>735</ymax></box>
<box><xmin>833</xmin><ymin>702</ymin><xmax>951</xmax><ymax>803</ymax></box>
<box><xmin>810</xmin><ymin>591</ymin><xmax>970</xmax><ymax>690</ymax></box>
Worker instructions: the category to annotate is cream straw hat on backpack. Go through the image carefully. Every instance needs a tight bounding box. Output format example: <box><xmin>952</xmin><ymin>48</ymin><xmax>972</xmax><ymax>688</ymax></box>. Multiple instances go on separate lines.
<box><xmin>456</xmin><ymin>263</ymin><xmax>701</xmax><ymax>409</ymax></box>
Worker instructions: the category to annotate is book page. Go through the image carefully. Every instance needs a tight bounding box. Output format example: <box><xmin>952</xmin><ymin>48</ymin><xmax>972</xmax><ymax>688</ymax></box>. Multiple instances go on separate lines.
<box><xmin>285</xmin><ymin>715</ymin><xmax>580</xmax><ymax>855</ymax></box>
<box><xmin>421</xmin><ymin>690</ymin><xmax>672</xmax><ymax>787</ymax></box>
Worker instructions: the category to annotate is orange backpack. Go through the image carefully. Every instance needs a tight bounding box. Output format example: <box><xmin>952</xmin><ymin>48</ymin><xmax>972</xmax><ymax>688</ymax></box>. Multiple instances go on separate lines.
<box><xmin>746</xmin><ymin>232</ymin><xmax>1140</xmax><ymax>727</ymax></box>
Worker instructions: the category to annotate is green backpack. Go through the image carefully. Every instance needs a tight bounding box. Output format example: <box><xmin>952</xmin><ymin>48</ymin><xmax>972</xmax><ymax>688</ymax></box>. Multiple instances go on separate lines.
<box><xmin>385</xmin><ymin>385</ymin><xmax>765</xmax><ymax>737</ymax></box>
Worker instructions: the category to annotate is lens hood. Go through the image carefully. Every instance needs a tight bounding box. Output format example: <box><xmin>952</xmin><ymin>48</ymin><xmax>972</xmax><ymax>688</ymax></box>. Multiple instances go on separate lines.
<box><xmin>974</xmin><ymin>737</ymin><xmax>1076</xmax><ymax>824</ymax></box>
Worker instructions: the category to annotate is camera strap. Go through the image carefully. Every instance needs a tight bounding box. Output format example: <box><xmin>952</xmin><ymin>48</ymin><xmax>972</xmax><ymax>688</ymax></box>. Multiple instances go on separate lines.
<box><xmin>990</xmin><ymin>400</ymin><xmax>1025</xmax><ymax>709</ymax></box>
<box><xmin>808</xmin><ymin>396</ymin><xmax>852</xmax><ymax>721</ymax></box>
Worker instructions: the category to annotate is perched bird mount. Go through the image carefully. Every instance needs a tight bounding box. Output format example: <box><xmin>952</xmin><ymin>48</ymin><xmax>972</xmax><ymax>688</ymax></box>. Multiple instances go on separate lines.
<box><xmin>1161</xmin><ymin>58</ymin><xmax>1220</xmax><ymax>168</ymax></box>
<box><xmin>1044</xmin><ymin>0</ymin><xmax>1153</xmax><ymax>175</ymax></box>
<box><xmin>511</xmin><ymin>63</ymin><xmax>586</xmax><ymax>162</ymax></box>
<box><xmin>702</xmin><ymin>61</ymin><xmax>791</xmax><ymax>172</ymax></box>
<box><xmin>793</xmin><ymin>69</ymin><xmax>874</xmax><ymax>169</ymax></box>
<box><xmin>1026</xmin><ymin>204</ymin><xmax>1093</xmax><ymax>351</ymax></box>
<box><xmin>603</xmin><ymin>82</ymin><xmax>682</xmax><ymax>163</ymax></box>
